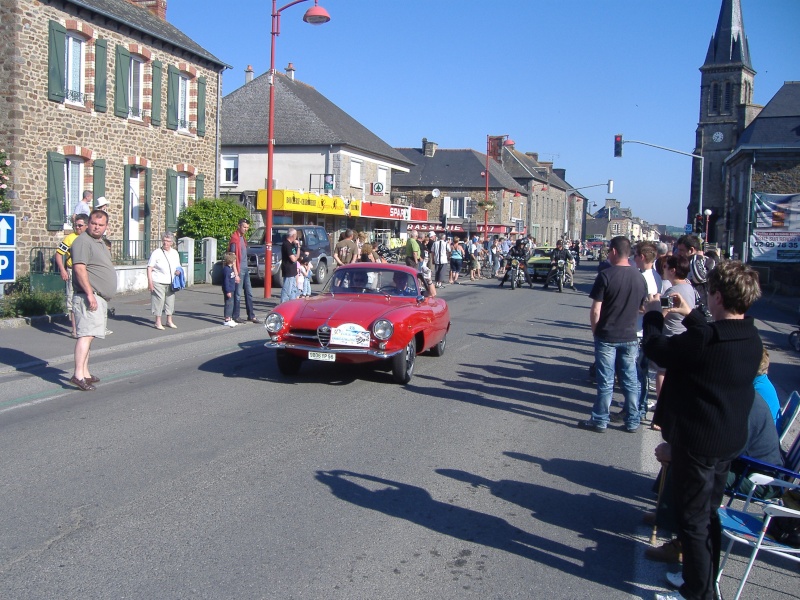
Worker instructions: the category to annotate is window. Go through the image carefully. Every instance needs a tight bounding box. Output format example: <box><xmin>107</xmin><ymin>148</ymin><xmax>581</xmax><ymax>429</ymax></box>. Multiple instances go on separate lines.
<box><xmin>222</xmin><ymin>155</ymin><xmax>239</xmax><ymax>185</ymax></box>
<box><xmin>64</xmin><ymin>158</ymin><xmax>83</xmax><ymax>226</ymax></box>
<box><xmin>377</xmin><ymin>167</ymin><xmax>387</xmax><ymax>188</ymax></box>
<box><xmin>176</xmin><ymin>174</ymin><xmax>188</xmax><ymax>215</ymax></box>
<box><xmin>129</xmin><ymin>56</ymin><xmax>143</xmax><ymax>118</ymax></box>
<box><xmin>710</xmin><ymin>83</ymin><xmax>720</xmax><ymax>113</ymax></box>
<box><xmin>65</xmin><ymin>34</ymin><xmax>85</xmax><ymax>104</ymax></box>
<box><xmin>724</xmin><ymin>82</ymin><xmax>732</xmax><ymax>112</ymax></box>
<box><xmin>178</xmin><ymin>75</ymin><xmax>189</xmax><ymax>130</ymax></box>
<box><xmin>349</xmin><ymin>160</ymin><xmax>362</xmax><ymax>188</ymax></box>
<box><xmin>446</xmin><ymin>196</ymin><xmax>466</xmax><ymax>218</ymax></box>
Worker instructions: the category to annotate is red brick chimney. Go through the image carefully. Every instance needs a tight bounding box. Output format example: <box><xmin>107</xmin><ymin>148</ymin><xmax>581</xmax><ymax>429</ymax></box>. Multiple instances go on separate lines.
<box><xmin>128</xmin><ymin>0</ymin><xmax>167</xmax><ymax>20</ymax></box>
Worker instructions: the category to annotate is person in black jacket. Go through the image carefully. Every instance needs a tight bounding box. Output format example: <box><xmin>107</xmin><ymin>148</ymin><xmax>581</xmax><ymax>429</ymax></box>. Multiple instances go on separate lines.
<box><xmin>643</xmin><ymin>261</ymin><xmax>762</xmax><ymax>600</ymax></box>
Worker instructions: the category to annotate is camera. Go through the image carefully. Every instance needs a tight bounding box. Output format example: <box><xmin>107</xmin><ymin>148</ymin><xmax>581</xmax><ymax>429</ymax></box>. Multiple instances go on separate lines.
<box><xmin>660</xmin><ymin>296</ymin><xmax>675</xmax><ymax>309</ymax></box>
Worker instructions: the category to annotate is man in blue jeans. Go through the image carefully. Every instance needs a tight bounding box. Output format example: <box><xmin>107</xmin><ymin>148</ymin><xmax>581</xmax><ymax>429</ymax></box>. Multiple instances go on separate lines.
<box><xmin>229</xmin><ymin>218</ymin><xmax>258</xmax><ymax>323</ymax></box>
<box><xmin>579</xmin><ymin>236</ymin><xmax>647</xmax><ymax>433</ymax></box>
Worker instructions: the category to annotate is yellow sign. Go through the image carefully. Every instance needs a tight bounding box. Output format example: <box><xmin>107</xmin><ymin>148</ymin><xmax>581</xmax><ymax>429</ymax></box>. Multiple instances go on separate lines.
<box><xmin>256</xmin><ymin>190</ymin><xmax>361</xmax><ymax>217</ymax></box>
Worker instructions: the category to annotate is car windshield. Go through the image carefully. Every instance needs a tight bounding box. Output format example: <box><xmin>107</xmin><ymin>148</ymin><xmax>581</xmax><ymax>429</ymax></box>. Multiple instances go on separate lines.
<box><xmin>247</xmin><ymin>227</ymin><xmax>300</xmax><ymax>245</ymax></box>
<box><xmin>324</xmin><ymin>268</ymin><xmax>421</xmax><ymax>297</ymax></box>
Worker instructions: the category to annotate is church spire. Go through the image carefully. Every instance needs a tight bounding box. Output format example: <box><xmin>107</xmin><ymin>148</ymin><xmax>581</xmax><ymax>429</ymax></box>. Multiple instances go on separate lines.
<box><xmin>703</xmin><ymin>0</ymin><xmax>752</xmax><ymax>69</ymax></box>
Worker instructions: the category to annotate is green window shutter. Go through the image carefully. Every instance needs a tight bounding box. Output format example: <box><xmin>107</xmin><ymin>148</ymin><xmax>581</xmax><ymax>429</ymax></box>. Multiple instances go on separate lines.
<box><xmin>48</xmin><ymin>21</ymin><xmax>66</xmax><ymax>103</ymax></box>
<box><xmin>46</xmin><ymin>152</ymin><xmax>66</xmax><ymax>229</ymax></box>
<box><xmin>114</xmin><ymin>45</ymin><xmax>130</xmax><ymax>118</ymax></box>
<box><xmin>195</xmin><ymin>173</ymin><xmax>204</xmax><ymax>202</ymax></box>
<box><xmin>196</xmin><ymin>76</ymin><xmax>206</xmax><ymax>137</ymax></box>
<box><xmin>94</xmin><ymin>38</ymin><xmax>108</xmax><ymax>112</ymax></box>
<box><xmin>166</xmin><ymin>169</ymin><xmax>178</xmax><ymax>229</ymax></box>
<box><xmin>144</xmin><ymin>168</ymin><xmax>153</xmax><ymax>256</ymax></box>
<box><xmin>166</xmin><ymin>65</ymin><xmax>179</xmax><ymax>130</ymax></box>
<box><xmin>92</xmin><ymin>159</ymin><xmax>106</xmax><ymax>200</ymax></box>
<box><xmin>151</xmin><ymin>60</ymin><xmax>162</xmax><ymax>126</ymax></box>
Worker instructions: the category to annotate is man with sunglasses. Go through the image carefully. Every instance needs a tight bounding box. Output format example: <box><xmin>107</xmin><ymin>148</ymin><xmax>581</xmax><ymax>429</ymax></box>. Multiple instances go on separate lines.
<box><xmin>55</xmin><ymin>213</ymin><xmax>89</xmax><ymax>338</ymax></box>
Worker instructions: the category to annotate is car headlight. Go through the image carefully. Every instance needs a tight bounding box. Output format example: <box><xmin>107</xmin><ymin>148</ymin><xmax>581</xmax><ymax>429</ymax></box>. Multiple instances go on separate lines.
<box><xmin>372</xmin><ymin>319</ymin><xmax>394</xmax><ymax>341</ymax></box>
<box><xmin>265</xmin><ymin>312</ymin><xmax>284</xmax><ymax>333</ymax></box>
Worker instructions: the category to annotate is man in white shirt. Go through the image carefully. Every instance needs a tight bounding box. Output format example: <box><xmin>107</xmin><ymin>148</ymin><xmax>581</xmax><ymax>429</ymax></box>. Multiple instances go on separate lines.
<box><xmin>634</xmin><ymin>242</ymin><xmax>658</xmax><ymax>420</ymax></box>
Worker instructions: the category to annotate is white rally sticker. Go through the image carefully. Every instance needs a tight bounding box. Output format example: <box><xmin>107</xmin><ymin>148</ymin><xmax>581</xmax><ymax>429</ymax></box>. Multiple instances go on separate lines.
<box><xmin>329</xmin><ymin>323</ymin><xmax>371</xmax><ymax>347</ymax></box>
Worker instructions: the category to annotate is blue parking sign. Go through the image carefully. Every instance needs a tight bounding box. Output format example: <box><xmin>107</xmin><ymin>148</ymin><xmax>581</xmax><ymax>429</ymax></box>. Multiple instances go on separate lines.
<box><xmin>0</xmin><ymin>249</ymin><xmax>15</xmax><ymax>283</ymax></box>
<box><xmin>0</xmin><ymin>213</ymin><xmax>16</xmax><ymax>247</ymax></box>
<box><xmin>684</xmin><ymin>224</ymin><xmax>693</xmax><ymax>233</ymax></box>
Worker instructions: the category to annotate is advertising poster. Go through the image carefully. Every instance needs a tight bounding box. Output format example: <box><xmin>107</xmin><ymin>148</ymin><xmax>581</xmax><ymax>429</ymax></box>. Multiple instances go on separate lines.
<box><xmin>750</xmin><ymin>192</ymin><xmax>800</xmax><ymax>262</ymax></box>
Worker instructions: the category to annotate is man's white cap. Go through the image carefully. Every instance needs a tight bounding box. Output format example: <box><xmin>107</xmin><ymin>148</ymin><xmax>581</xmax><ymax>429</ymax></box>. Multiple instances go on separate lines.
<box><xmin>95</xmin><ymin>196</ymin><xmax>109</xmax><ymax>208</ymax></box>
<box><xmin>428</xmin><ymin>231</ymin><xmax>436</xmax><ymax>237</ymax></box>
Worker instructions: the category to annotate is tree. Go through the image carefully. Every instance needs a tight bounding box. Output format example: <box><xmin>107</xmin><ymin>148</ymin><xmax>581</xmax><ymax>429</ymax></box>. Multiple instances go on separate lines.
<box><xmin>176</xmin><ymin>199</ymin><xmax>250</xmax><ymax>259</ymax></box>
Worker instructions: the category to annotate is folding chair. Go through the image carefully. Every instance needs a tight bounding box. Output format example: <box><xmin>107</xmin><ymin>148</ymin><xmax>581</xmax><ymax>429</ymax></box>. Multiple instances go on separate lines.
<box><xmin>778</xmin><ymin>391</ymin><xmax>800</xmax><ymax>444</ymax></box>
<box><xmin>717</xmin><ymin>474</ymin><xmax>800</xmax><ymax>600</ymax></box>
<box><xmin>726</xmin><ymin>429</ymin><xmax>800</xmax><ymax>505</ymax></box>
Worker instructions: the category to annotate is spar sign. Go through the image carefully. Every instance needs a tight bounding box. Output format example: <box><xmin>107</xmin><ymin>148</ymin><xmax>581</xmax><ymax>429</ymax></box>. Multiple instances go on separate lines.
<box><xmin>750</xmin><ymin>193</ymin><xmax>800</xmax><ymax>263</ymax></box>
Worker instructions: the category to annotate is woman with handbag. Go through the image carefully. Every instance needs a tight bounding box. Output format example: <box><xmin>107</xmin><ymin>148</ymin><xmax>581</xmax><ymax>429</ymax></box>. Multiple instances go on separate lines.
<box><xmin>147</xmin><ymin>231</ymin><xmax>181</xmax><ymax>330</ymax></box>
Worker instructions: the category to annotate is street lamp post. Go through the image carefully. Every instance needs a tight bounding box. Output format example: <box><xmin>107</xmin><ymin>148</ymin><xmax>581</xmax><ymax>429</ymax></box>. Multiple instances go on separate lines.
<box><xmin>264</xmin><ymin>0</ymin><xmax>330</xmax><ymax>299</ymax></box>
<box><xmin>564</xmin><ymin>180</ymin><xmax>613</xmax><ymax>242</ymax></box>
<box><xmin>704</xmin><ymin>208</ymin><xmax>712</xmax><ymax>242</ymax></box>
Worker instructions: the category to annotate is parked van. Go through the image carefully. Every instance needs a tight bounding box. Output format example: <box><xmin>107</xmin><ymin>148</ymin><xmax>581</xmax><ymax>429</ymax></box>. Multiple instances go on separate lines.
<box><xmin>247</xmin><ymin>225</ymin><xmax>332</xmax><ymax>287</ymax></box>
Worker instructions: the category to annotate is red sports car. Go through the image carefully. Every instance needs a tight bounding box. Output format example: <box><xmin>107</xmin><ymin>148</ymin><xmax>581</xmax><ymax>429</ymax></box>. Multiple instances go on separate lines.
<box><xmin>264</xmin><ymin>264</ymin><xmax>450</xmax><ymax>383</ymax></box>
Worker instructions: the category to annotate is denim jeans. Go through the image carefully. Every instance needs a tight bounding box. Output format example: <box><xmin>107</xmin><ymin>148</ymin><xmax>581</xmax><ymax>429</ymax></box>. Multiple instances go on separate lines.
<box><xmin>636</xmin><ymin>343</ymin><xmax>650</xmax><ymax>419</ymax></box>
<box><xmin>591</xmin><ymin>338</ymin><xmax>641</xmax><ymax>429</ymax></box>
<box><xmin>280</xmin><ymin>276</ymin><xmax>299</xmax><ymax>304</ymax></box>
<box><xmin>233</xmin><ymin>273</ymin><xmax>254</xmax><ymax>320</ymax></box>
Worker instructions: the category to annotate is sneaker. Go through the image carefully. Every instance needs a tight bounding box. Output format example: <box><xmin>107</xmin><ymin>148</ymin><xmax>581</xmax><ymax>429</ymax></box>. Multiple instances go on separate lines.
<box><xmin>645</xmin><ymin>539</ymin><xmax>682</xmax><ymax>564</ymax></box>
<box><xmin>625</xmin><ymin>425</ymin><xmax>640</xmax><ymax>433</ymax></box>
<box><xmin>223</xmin><ymin>320</ymin><xmax>237</xmax><ymax>327</ymax></box>
<box><xmin>577</xmin><ymin>419</ymin><xmax>606</xmax><ymax>433</ymax></box>
<box><xmin>665</xmin><ymin>571</ymin><xmax>684</xmax><ymax>589</ymax></box>
<box><xmin>647</xmin><ymin>400</ymin><xmax>657</xmax><ymax>412</ymax></box>
<box><xmin>654</xmin><ymin>591</ymin><xmax>686</xmax><ymax>600</ymax></box>
<box><xmin>105</xmin><ymin>329</ymin><xmax>113</xmax><ymax>335</ymax></box>
<box><xmin>234</xmin><ymin>318</ymin><xmax>247</xmax><ymax>324</ymax></box>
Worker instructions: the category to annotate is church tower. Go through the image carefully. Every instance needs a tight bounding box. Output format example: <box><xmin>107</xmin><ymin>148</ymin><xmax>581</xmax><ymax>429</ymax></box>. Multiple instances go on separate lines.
<box><xmin>689</xmin><ymin>0</ymin><xmax>756</xmax><ymax>242</ymax></box>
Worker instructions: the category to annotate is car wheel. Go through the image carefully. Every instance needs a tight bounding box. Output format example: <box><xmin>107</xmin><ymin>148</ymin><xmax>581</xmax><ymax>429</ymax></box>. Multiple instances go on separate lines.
<box><xmin>313</xmin><ymin>260</ymin><xmax>328</xmax><ymax>284</ymax></box>
<box><xmin>790</xmin><ymin>331</ymin><xmax>800</xmax><ymax>352</ymax></box>
<box><xmin>429</xmin><ymin>334</ymin><xmax>446</xmax><ymax>357</ymax></box>
<box><xmin>276</xmin><ymin>350</ymin><xmax>302</xmax><ymax>376</ymax></box>
<box><xmin>392</xmin><ymin>339</ymin><xmax>416</xmax><ymax>384</ymax></box>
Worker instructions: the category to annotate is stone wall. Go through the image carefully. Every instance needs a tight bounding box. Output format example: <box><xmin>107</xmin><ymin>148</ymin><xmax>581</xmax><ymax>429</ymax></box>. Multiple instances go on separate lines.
<box><xmin>4</xmin><ymin>0</ymin><xmax>221</xmax><ymax>275</ymax></box>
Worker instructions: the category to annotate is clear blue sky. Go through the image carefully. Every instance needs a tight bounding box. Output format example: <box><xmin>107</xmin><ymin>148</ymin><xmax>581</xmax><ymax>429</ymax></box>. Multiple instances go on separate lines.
<box><xmin>168</xmin><ymin>0</ymin><xmax>799</xmax><ymax>228</ymax></box>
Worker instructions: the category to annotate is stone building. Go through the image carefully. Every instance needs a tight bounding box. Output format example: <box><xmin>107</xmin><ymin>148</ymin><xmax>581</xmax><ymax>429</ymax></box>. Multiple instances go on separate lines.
<box><xmin>0</xmin><ymin>0</ymin><xmax>227</xmax><ymax>276</ymax></box>
<box><xmin>392</xmin><ymin>139</ymin><xmax>526</xmax><ymax>239</ymax></box>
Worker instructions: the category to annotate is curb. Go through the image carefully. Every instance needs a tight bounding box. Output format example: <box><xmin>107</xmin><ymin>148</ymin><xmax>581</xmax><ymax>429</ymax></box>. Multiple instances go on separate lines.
<box><xmin>0</xmin><ymin>313</ymin><xmax>69</xmax><ymax>329</ymax></box>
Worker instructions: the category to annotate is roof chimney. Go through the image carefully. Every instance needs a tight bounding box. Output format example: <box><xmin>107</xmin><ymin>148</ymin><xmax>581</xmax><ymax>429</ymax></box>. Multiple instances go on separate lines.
<box><xmin>285</xmin><ymin>62</ymin><xmax>295</xmax><ymax>81</ymax></box>
<box><xmin>245</xmin><ymin>65</ymin><xmax>254</xmax><ymax>84</ymax></box>
<box><xmin>525</xmin><ymin>152</ymin><xmax>539</xmax><ymax>163</ymax></box>
<box><xmin>553</xmin><ymin>168</ymin><xmax>566</xmax><ymax>181</ymax></box>
<box><xmin>422</xmin><ymin>138</ymin><xmax>438</xmax><ymax>157</ymax></box>
<box><xmin>127</xmin><ymin>0</ymin><xmax>167</xmax><ymax>20</ymax></box>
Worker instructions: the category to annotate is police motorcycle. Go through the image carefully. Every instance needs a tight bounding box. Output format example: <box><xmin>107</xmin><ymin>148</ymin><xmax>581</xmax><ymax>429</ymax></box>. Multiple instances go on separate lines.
<box><xmin>552</xmin><ymin>258</ymin><xmax>573</xmax><ymax>292</ymax></box>
<box><xmin>375</xmin><ymin>243</ymin><xmax>400</xmax><ymax>263</ymax></box>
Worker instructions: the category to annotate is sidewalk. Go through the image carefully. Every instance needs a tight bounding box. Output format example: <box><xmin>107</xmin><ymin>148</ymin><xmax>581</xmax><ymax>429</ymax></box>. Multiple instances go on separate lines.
<box><xmin>0</xmin><ymin>284</ymin><xmax>280</xmax><ymax>375</ymax></box>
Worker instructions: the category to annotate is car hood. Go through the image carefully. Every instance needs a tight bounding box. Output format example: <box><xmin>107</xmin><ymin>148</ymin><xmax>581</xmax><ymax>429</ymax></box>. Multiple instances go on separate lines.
<box><xmin>285</xmin><ymin>295</ymin><xmax>411</xmax><ymax>327</ymax></box>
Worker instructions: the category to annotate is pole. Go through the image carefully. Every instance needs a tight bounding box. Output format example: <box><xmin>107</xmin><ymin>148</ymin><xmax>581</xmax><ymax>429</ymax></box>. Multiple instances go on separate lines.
<box><xmin>264</xmin><ymin>0</ymin><xmax>279</xmax><ymax>299</ymax></box>
<box><xmin>485</xmin><ymin>135</ymin><xmax>490</xmax><ymax>237</ymax></box>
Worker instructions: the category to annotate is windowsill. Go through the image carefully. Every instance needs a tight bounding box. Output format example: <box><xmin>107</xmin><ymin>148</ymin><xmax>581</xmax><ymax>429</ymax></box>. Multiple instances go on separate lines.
<box><xmin>350</xmin><ymin>185</ymin><xmax>364</xmax><ymax>190</ymax></box>
<box><xmin>65</xmin><ymin>102</ymin><xmax>91</xmax><ymax>114</ymax></box>
<box><xmin>177</xmin><ymin>129</ymin><xmax>195</xmax><ymax>138</ymax></box>
<box><xmin>127</xmin><ymin>117</ymin><xmax>149</xmax><ymax>128</ymax></box>
<box><xmin>220</xmin><ymin>183</ymin><xmax>238</xmax><ymax>187</ymax></box>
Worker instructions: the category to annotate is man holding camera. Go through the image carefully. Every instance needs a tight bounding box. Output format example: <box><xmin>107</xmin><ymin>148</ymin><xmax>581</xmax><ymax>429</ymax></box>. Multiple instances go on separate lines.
<box><xmin>644</xmin><ymin>261</ymin><xmax>762</xmax><ymax>600</ymax></box>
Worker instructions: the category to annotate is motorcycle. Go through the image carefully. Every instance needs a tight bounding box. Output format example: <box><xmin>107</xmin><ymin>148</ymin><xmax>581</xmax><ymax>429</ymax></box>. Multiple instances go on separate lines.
<box><xmin>553</xmin><ymin>259</ymin><xmax>574</xmax><ymax>293</ymax></box>
<box><xmin>507</xmin><ymin>257</ymin><xmax>527</xmax><ymax>290</ymax></box>
<box><xmin>375</xmin><ymin>243</ymin><xmax>400</xmax><ymax>263</ymax></box>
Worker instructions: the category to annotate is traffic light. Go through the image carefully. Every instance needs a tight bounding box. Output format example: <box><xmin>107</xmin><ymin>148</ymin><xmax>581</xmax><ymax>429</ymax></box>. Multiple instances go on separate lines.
<box><xmin>614</xmin><ymin>134</ymin><xmax>623</xmax><ymax>158</ymax></box>
<box><xmin>440</xmin><ymin>214</ymin><xmax>448</xmax><ymax>230</ymax></box>
<box><xmin>694</xmin><ymin>214</ymin><xmax>704</xmax><ymax>233</ymax></box>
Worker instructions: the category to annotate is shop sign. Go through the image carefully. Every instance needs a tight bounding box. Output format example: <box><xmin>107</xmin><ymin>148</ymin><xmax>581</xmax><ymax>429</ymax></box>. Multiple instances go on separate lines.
<box><xmin>408</xmin><ymin>222</ymin><xmax>510</xmax><ymax>234</ymax></box>
<box><xmin>256</xmin><ymin>190</ymin><xmax>361</xmax><ymax>217</ymax></box>
<box><xmin>361</xmin><ymin>203</ymin><xmax>428</xmax><ymax>222</ymax></box>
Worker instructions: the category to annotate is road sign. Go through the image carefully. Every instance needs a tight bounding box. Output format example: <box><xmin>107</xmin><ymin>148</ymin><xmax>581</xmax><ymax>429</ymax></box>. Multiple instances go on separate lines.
<box><xmin>684</xmin><ymin>223</ymin><xmax>693</xmax><ymax>233</ymax></box>
<box><xmin>0</xmin><ymin>249</ymin><xmax>16</xmax><ymax>283</ymax></box>
<box><xmin>0</xmin><ymin>214</ymin><xmax>16</xmax><ymax>247</ymax></box>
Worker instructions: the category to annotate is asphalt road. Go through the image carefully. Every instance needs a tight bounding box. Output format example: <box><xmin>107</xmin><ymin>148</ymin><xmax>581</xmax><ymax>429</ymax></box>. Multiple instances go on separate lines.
<box><xmin>0</xmin><ymin>263</ymin><xmax>797</xmax><ymax>599</ymax></box>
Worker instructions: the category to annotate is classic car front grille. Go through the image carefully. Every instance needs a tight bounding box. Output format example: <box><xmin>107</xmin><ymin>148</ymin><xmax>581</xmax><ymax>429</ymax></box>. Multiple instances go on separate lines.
<box><xmin>317</xmin><ymin>325</ymin><xmax>331</xmax><ymax>347</ymax></box>
<box><xmin>285</xmin><ymin>329</ymin><xmax>320</xmax><ymax>342</ymax></box>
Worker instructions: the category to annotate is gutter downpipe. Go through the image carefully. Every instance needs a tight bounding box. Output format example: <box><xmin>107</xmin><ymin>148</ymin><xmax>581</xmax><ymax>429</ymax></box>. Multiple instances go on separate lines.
<box><xmin>215</xmin><ymin>70</ymin><xmax>222</xmax><ymax>199</ymax></box>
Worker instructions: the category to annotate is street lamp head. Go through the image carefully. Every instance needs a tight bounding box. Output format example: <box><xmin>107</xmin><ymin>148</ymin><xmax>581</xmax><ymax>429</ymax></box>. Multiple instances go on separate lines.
<box><xmin>303</xmin><ymin>1</ymin><xmax>331</xmax><ymax>24</ymax></box>
<box><xmin>704</xmin><ymin>208</ymin><xmax>712</xmax><ymax>216</ymax></box>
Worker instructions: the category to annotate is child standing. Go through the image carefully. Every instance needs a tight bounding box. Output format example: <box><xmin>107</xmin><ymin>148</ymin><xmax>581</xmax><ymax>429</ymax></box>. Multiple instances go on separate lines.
<box><xmin>222</xmin><ymin>252</ymin><xmax>237</xmax><ymax>327</ymax></box>
<box><xmin>296</xmin><ymin>252</ymin><xmax>312</xmax><ymax>298</ymax></box>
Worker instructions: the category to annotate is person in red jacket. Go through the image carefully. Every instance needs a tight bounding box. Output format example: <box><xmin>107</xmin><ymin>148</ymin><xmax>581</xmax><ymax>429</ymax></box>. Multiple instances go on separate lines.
<box><xmin>643</xmin><ymin>261</ymin><xmax>762</xmax><ymax>600</ymax></box>
<box><xmin>228</xmin><ymin>218</ymin><xmax>258</xmax><ymax>324</ymax></box>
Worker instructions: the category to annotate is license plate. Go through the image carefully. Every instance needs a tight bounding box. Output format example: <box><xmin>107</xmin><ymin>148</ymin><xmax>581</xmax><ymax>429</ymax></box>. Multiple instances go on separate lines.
<box><xmin>308</xmin><ymin>351</ymin><xmax>335</xmax><ymax>362</ymax></box>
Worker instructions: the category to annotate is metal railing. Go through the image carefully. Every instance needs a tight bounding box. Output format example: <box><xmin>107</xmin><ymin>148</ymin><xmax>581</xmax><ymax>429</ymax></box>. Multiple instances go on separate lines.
<box><xmin>106</xmin><ymin>239</ymin><xmax>159</xmax><ymax>265</ymax></box>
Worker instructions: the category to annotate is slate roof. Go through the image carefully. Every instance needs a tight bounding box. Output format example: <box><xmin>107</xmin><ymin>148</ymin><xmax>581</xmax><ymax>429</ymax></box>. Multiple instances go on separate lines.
<box><xmin>392</xmin><ymin>147</ymin><xmax>524</xmax><ymax>193</ymax></box>
<box><xmin>221</xmin><ymin>72</ymin><xmax>413</xmax><ymax>167</ymax></box>
<box><xmin>502</xmin><ymin>147</ymin><xmax>588</xmax><ymax>199</ymax></box>
<box><xmin>64</xmin><ymin>0</ymin><xmax>227</xmax><ymax>68</ymax></box>
<box><xmin>735</xmin><ymin>82</ymin><xmax>800</xmax><ymax>149</ymax></box>
<box><xmin>703</xmin><ymin>0</ymin><xmax>752</xmax><ymax>70</ymax></box>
